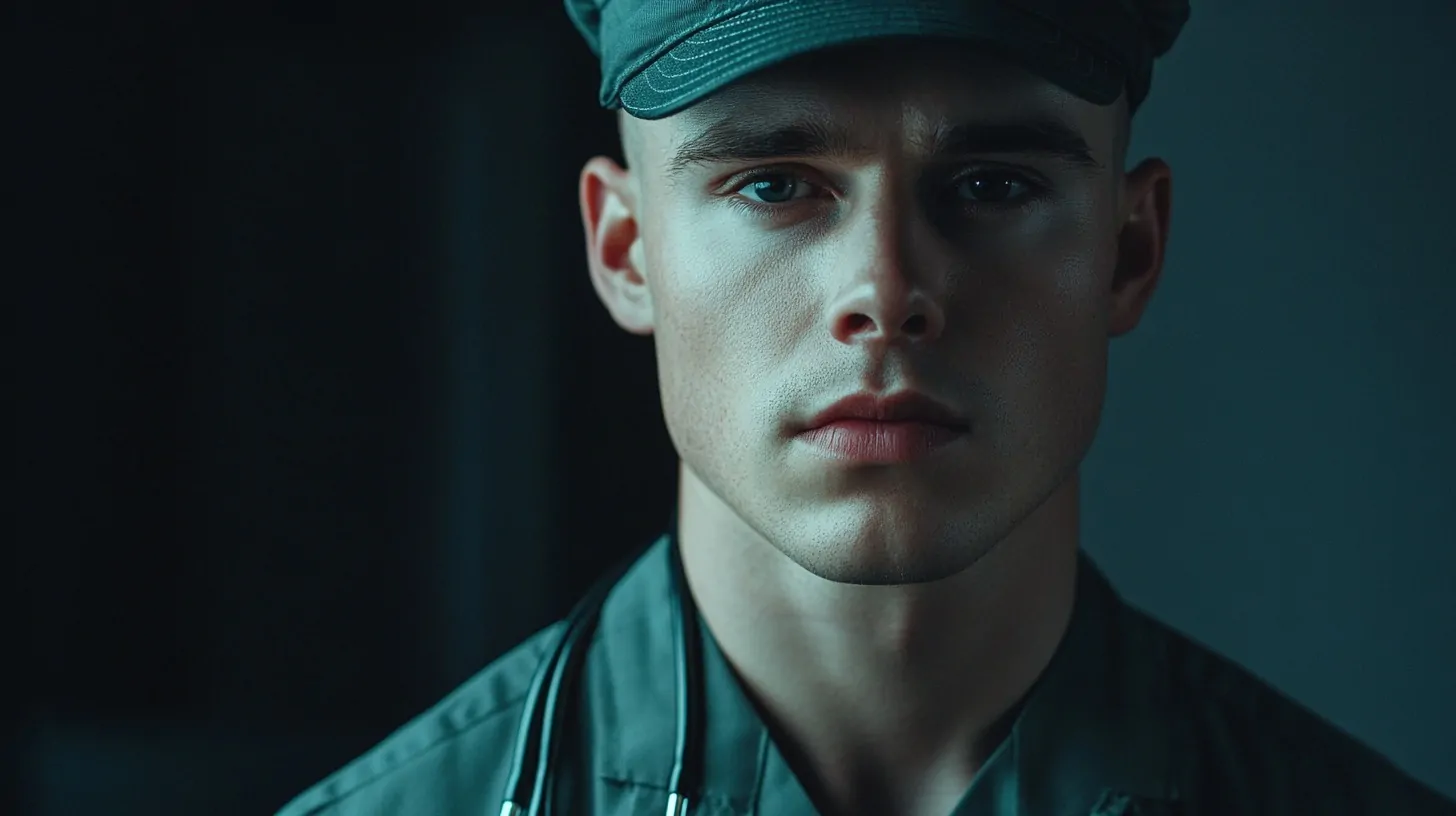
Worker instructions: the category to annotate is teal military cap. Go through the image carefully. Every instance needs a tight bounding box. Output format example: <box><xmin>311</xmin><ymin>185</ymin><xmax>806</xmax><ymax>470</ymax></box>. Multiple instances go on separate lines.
<box><xmin>564</xmin><ymin>0</ymin><xmax>1191</xmax><ymax>120</ymax></box>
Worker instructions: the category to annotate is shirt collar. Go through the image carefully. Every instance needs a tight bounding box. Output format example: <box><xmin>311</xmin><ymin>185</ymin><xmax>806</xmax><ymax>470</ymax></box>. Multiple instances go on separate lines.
<box><xmin>1006</xmin><ymin>553</ymin><xmax>1184</xmax><ymax>814</ymax></box>
<box><xmin>589</xmin><ymin>536</ymin><xmax>766</xmax><ymax>814</ymax></box>
<box><xmin>590</xmin><ymin>537</ymin><xmax>1181</xmax><ymax>815</ymax></box>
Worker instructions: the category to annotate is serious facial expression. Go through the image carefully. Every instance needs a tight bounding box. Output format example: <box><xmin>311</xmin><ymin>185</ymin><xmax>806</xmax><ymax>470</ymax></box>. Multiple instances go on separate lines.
<box><xmin>583</xmin><ymin>39</ymin><xmax>1168</xmax><ymax>584</ymax></box>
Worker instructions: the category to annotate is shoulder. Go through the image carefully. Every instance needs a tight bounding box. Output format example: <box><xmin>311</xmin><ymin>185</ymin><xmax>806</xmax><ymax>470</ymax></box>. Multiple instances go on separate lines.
<box><xmin>1120</xmin><ymin>605</ymin><xmax>1456</xmax><ymax>813</ymax></box>
<box><xmin>274</xmin><ymin>622</ymin><xmax>563</xmax><ymax>816</ymax></box>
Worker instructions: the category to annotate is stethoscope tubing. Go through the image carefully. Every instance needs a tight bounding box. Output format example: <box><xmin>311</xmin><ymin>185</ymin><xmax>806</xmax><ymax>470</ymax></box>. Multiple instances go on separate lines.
<box><xmin>500</xmin><ymin>531</ymin><xmax>704</xmax><ymax>816</ymax></box>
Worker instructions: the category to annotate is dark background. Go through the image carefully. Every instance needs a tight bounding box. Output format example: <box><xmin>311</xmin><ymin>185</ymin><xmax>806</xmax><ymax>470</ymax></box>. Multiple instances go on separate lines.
<box><xmin>10</xmin><ymin>1</ymin><xmax>1455</xmax><ymax>814</ymax></box>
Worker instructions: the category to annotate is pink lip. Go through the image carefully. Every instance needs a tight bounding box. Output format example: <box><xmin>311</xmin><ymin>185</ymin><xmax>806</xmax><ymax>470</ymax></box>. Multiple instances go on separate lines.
<box><xmin>797</xmin><ymin>419</ymin><xmax>965</xmax><ymax>464</ymax></box>
<box><xmin>795</xmin><ymin>392</ymin><xmax>969</xmax><ymax>464</ymax></box>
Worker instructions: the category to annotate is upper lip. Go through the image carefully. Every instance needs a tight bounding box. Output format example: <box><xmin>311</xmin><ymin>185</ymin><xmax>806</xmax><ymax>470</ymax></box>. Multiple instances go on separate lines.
<box><xmin>802</xmin><ymin>391</ymin><xmax>969</xmax><ymax>431</ymax></box>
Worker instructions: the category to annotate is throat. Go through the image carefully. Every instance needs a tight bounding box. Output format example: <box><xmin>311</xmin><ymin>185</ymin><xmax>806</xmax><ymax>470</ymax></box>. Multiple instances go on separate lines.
<box><xmin>714</xmin><ymin>580</ymin><xmax>1048</xmax><ymax>814</ymax></box>
<box><xmin>674</xmin><ymin>463</ymin><xmax>1081</xmax><ymax>816</ymax></box>
<box><xmin>767</xmin><ymin>699</ymin><xmax>1022</xmax><ymax>816</ymax></box>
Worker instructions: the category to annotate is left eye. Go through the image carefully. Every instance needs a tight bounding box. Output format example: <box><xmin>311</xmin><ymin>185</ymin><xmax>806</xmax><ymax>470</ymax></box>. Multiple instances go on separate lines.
<box><xmin>954</xmin><ymin>172</ymin><xmax>1033</xmax><ymax>204</ymax></box>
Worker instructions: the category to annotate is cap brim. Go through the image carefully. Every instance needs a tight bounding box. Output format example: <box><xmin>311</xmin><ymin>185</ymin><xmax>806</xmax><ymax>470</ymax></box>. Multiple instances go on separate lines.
<box><xmin>616</xmin><ymin>0</ymin><xmax>1125</xmax><ymax>120</ymax></box>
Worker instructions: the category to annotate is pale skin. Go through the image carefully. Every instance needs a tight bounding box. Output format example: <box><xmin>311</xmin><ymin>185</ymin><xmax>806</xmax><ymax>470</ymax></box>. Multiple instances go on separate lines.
<box><xmin>577</xmin><ymin>40</ymin><xmax>1171</xmax><ymax>816</ymax></box>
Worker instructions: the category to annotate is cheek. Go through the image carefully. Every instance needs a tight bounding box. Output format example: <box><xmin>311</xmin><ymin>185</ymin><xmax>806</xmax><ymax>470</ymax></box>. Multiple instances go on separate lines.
<box><xmin>967</xmin><ymin>204</ymin><xmax>1116</xmax><ymax>457</ymax></box>
<box><xmin>646</xmin><ymin>221</ymin><xmax>811</xmax><ymax>463</ymax></box>
<box><xmin>984</xmin><ymin>188</ymin><xmax>1116</xmax><ymax>346</ymax></box>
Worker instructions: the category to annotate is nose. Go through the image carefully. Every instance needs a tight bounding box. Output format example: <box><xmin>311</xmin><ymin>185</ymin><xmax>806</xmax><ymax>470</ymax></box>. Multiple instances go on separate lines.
<box><xmin>831</xmin><ymin>294</ymin><xmax>944</xmax><ymax>345</ymax></box>
<box><xmin>827</xmin><ymin>221</ymin><xmax>947</xmax><ymax>347</ymax></box>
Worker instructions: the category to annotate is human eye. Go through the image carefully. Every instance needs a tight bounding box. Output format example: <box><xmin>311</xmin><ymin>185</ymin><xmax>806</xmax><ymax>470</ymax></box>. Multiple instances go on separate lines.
<box><xmin>727</xmin><ymin>170</ymin><xmax>822</xmax><ymax>210</ymax></box>
<box><xmin>949</xmin><ymin>167</ymin><xmax>1045</xmax><ymax>208</ymax></box>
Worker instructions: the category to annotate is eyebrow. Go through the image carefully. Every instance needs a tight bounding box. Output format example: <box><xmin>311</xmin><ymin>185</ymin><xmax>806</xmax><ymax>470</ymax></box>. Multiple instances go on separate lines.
<box><xmin>664</xmin><ymin>114</ymin><xmax>1101</xmax><ymax>177</ymax></box>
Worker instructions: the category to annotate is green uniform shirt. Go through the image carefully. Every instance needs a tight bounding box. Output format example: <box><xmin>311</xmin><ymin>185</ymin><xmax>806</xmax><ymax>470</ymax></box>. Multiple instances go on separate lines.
<box><xmin>278</xmin><ymin>536</ymin><xmax>1455</xmax><ymax>815</ymax></box>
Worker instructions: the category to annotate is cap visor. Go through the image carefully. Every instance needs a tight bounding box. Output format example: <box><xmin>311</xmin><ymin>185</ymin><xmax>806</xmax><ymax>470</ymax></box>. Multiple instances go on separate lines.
<box><xmin>617</xmin><ymin>0</ymin><xmax>1124</xmax><ymax>120</ymax></box>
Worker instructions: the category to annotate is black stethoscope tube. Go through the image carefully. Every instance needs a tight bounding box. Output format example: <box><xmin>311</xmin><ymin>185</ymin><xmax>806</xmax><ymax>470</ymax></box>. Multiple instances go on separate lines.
<box><xmin>666</xmin><ymin>534</ymin><xmax>704</xmax><ymax>815</ymax></box>
<box><xmin>499</xmin><ymin>532</ymin><xmax>704</xmax><ymax>816</ymax></box>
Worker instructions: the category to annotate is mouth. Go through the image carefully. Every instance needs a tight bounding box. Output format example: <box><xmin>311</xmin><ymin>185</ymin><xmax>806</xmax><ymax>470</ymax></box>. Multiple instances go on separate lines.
<box><xmin>795</xmin><ymin>392</ymin><xmax>970</xmax><ymax>465</ymax></box>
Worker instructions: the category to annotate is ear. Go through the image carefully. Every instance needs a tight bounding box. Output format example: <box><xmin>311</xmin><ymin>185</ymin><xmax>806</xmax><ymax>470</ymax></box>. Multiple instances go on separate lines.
<box><xmin>579</xmin><ymin>155</ymin><xmax>654</xmax><ymax>335</ymax></box>
<box><xmin>1108</xmin><ymin>158</ymin><xmax>1172</xmax><ymax>338</ymax></box>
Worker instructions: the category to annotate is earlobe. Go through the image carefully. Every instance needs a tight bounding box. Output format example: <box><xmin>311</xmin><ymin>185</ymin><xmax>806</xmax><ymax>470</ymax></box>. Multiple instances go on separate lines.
<box><xmin>1108</xmin><ymin>158</ymin><xmax>1173</xmax><ymax>338</ymax></box>
<box><xmin>579</xmin><ymin>156</ymin><xmax>655</xmax><ymax>336</ymax></box>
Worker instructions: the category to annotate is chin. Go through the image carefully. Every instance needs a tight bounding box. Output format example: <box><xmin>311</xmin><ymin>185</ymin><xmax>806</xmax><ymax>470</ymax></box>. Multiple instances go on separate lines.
<box><xmin>774</xmin><ymin>497</ymin><xmax>1007</xmax><ymax>586</ymax></box>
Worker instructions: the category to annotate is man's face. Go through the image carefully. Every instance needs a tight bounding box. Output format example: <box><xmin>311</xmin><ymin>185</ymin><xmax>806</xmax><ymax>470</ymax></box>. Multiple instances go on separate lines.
<box><xmin>581</xmin><ymin>40</ymin><xmax>1169</xmax><ymax>584</ymax></box>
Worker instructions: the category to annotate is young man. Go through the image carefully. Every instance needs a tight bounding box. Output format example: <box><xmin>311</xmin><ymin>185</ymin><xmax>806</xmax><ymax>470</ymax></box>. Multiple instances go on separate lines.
<box><xmin>278</xmin><ymin>1</ymin><xmax>1456</xmax><ymax>814</ymax></box>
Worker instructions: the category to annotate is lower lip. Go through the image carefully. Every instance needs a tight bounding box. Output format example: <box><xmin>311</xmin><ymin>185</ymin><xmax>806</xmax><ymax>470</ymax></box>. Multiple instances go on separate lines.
<box><xmin>796</xmin><ymin>419</ymin><xmax>966</xmax><ymax>464</ymax></box>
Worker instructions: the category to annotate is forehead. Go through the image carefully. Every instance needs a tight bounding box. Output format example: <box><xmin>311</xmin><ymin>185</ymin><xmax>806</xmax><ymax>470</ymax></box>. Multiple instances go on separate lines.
<box><xmin>638</xmin><ymin>38</ymin><xmax>1119</xmax><ymax>163</ymax></box>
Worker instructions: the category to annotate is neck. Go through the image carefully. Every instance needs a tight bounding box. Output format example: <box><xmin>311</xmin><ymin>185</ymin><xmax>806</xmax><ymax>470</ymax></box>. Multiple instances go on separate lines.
<box><xmin>676</xmin><ymin>466</ymin><xmax>1080</xmax><ymax>816</ymax></box>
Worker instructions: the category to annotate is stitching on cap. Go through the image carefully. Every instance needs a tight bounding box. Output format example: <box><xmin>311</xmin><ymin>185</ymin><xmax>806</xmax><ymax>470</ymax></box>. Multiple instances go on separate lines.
<box><xmin>654</xmin><ymin>3</ymin><xmax>822</xmax><ymax>77</ymax></box>
<box><xmin>612</xmin><ymin>0</ymin><xmax>762</xmax><ymax>94</ymax></box>
<box><xmin>624</xmin><ymin>3</ymin><xmax>1118</xmax><ymax>116</ymax></box>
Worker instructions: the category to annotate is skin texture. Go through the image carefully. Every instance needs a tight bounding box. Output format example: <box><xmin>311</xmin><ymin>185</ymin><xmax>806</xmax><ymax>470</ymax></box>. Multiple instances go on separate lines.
<box><xmin>578</xmin><ymin>39</ymin><xmax>1171</xmax><ymax>816</ymax></box>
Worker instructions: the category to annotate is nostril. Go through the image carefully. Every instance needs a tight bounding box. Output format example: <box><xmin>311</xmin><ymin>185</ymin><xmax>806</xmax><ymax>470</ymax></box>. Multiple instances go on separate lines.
<box><xmin>902</xmin><ymin>314</ymin><xmax>928</xmax><ymax>336</ymax></box>
<box><xmin>842</xmin><ymin>314</ymin><xmax>874</xmax><ymax>334</ymax></box>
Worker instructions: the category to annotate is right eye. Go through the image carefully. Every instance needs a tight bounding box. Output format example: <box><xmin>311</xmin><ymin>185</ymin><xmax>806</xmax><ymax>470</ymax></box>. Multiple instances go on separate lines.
<box><xmin>732</xmin><ymin>172</ymin><xmax>816</xmax><ymax>205</ymax></box>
